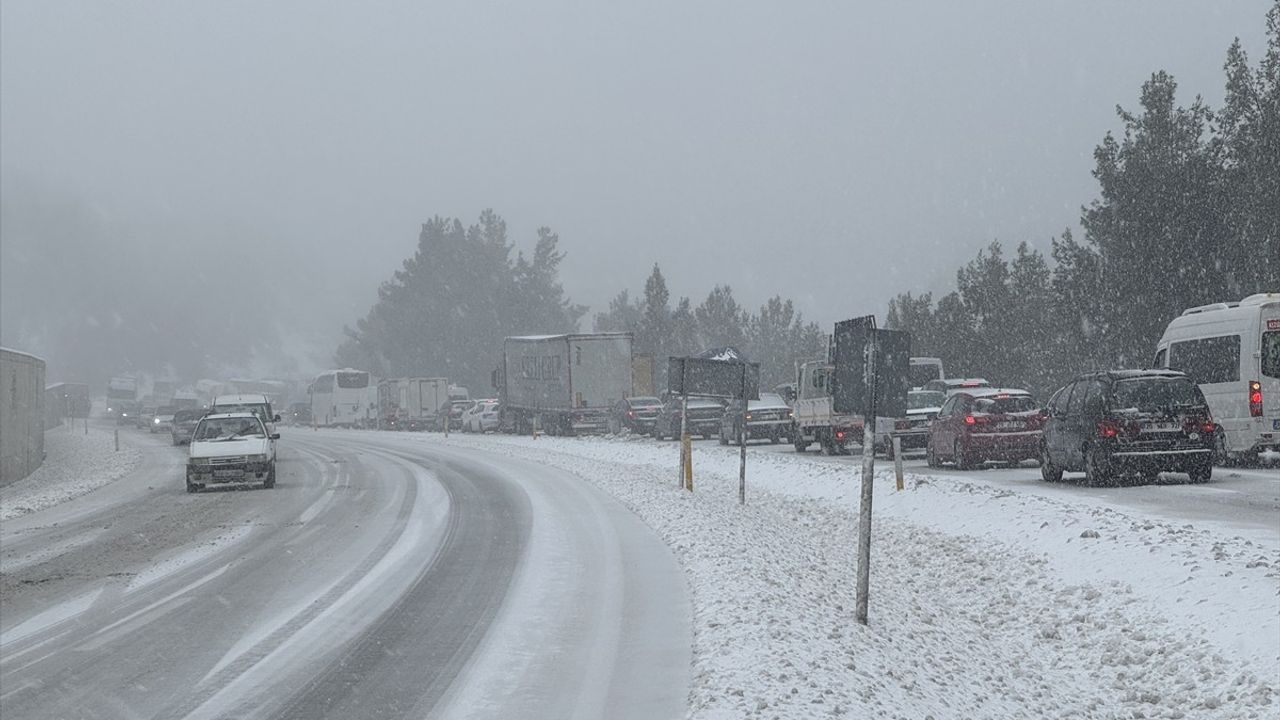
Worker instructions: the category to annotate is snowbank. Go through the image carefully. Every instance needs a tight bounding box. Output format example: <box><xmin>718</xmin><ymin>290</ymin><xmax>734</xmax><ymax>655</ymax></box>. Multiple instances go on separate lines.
<box><xmin>419</xmin><ymin>432</ymin><xmax>1277</xmax><ymax>720</ymax></box>
<box><xmin>0</xmin><ymin>426</ymin><xmax>142</xmax><ymax>521</ymax></box>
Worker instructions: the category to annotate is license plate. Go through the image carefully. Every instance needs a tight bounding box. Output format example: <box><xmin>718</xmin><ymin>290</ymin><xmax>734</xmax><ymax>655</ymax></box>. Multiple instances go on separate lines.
<box><xmin>213</xmin><ymin>469</ymin><xmax>242</xmax><ymax>479</ymax></box>
<box><xmin>997</xmin><ymin>422</ymin><xmax>1022</xmax><ymax>431</ymax></box>
<box><xmin>1145</xmin><ymin>422</ymin><xmax>1178</xmax><ymax>432</ymax></box>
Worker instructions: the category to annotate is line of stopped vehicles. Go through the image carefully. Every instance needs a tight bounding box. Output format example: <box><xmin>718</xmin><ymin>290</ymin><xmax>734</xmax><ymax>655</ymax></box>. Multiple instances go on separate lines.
<box><xmin>112</xmin><ymin>294</ymin><xmax>1277</xmax><ymax>491</ymax></box>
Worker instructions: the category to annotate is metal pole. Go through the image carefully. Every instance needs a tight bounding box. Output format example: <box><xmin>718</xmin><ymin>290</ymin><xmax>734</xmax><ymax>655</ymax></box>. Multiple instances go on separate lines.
<box><xmin>114</xmin><ymin>428</ymin><xmax>120</xmax><ymax>452</ymax></box>
<box><xmin>84</xmin><ymin>414</ymin><xmax>88</xmax><ymax>435</ymax></box>
<box><xmin>855</xmin><ymin>332</ymin><xmax>877</xmax><ymax>625</ymax></box>
<box><xmin>679</xmin><ymin>393</ymin><xmax>689</xmax><ymax>489</ymax></box>
<box><xmin>893</xmin><ymin>436</ymin><xmax>904</xmax><ymax>490</ymax></box>
<box><xmin>739</xmin><ymin>363</ymin><xmax>747</xmax><ymax>504</ymax></box>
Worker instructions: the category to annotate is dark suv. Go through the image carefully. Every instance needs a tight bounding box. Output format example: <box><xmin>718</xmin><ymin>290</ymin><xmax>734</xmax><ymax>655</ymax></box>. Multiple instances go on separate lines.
<box><xmin>1040</xmin><ymin>370</ymin><xmax>1216</xmax><ymax>485</ymax></box>
<box><xmin>653</xmin><ymin>396</ymin><xmax>724</xmax><ymax>440</ymax></box>
<box><xmin>611</xmin><ymin>396</ymin><xmax>663</xmax><ymax>435</ymax></box>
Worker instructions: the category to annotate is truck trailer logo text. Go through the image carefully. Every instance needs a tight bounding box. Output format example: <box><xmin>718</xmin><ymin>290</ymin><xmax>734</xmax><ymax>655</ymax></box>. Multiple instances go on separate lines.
<box><xmin>520</xmin><ymin>356</ymin><xmax>562</xmax><ymax>381</ymax></box>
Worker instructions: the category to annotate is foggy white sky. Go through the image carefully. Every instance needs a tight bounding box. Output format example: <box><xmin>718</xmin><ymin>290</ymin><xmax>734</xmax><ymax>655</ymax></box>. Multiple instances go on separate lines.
<box><xmin>1</xmin><ymin>1</ymin><xmax>1269</xmax><ymax>337</ymax></box>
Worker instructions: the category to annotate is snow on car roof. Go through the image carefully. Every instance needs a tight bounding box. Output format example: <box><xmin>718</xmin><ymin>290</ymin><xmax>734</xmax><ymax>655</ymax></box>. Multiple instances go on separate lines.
<box><xmin>212</xmin><ymin>393</ymin><xmax>270</xmax><ymax>404</ymax></box>
<box><xmin>201</xmin><ymin>412</ymin><xmax>262</xmax><ymax>421</ymax></box>
<box><xmin>965</xmin><ymin>387</ymin><xmax>1032</xmax><ymax>398</ymax></box>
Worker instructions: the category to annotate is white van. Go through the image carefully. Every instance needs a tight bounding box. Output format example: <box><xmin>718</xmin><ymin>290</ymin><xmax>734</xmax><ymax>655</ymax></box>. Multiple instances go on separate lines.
<box><xmin>909</xmin><ymin>357</ymin><xmax>946</xmax><ymax>390</ymax></box>
<box><xmin>1154</xmin><ymin>293</ymin><xmax>1280</xmax><ymax>462</ymax></box>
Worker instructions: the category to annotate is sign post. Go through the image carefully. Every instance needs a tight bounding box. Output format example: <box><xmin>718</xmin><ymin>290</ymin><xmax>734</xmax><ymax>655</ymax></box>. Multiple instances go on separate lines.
<box><xmin>831</xmin><ymin>316</ymin><xmax>911</xmax><ymax>626</ymax></box>
<box><xmin>668</xmin><ymin>352</ymin><xmax>760</xmax><ymax>496</ymax></box>
<box><xmin>738</xmin><ymin>362</ymin><xmax>748</xmax><ymax>504</ymax></box>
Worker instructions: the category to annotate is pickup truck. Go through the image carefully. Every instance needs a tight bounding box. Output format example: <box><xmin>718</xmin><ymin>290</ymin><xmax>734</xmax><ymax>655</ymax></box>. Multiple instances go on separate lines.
<box><xmin>792</xmin><ymin>360</ymin><xmax>865</xmax><ymax>455</ymax></box>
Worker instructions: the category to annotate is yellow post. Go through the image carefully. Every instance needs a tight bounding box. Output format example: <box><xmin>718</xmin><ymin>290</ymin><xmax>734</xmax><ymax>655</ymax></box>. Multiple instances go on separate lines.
<box><xmin>683</xmin><ymin>434</ymin><xmax>694</xmax><ymax>491</ymax></box>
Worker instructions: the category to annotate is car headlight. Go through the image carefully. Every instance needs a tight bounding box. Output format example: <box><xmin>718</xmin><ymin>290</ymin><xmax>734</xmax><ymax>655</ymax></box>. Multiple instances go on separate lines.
<box><xmin>154</xmin><ymin>418</ymin><xmax>161</xmax><ymax>424</ymax></box>
<box><xmin>189</xmin><ymin>457</ymin><xmax>211</xmax><ymax>466</ymax></box>
<box><xmin>247</xmin><ymin>454</ymin><xmax>270</xmax><ymax>463</ymax></box>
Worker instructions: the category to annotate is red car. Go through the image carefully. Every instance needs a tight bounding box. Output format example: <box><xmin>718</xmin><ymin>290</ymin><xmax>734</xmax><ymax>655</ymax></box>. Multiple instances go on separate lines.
<box><xmin>926</xmin><ymin>388</ymin><xmax>1043</xmax><ymax>469</ymax></box>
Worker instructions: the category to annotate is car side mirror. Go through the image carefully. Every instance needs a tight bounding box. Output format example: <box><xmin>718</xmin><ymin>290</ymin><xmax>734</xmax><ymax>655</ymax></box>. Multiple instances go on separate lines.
<box><xmin>270</xmin><ymin>433</ymin><xmax>280</xmax><ymax>440</ymax></box>
<box><xmin>273</xmin><ymin>414</ymin><xmax>282</xmax><ymax>423</ymax></box>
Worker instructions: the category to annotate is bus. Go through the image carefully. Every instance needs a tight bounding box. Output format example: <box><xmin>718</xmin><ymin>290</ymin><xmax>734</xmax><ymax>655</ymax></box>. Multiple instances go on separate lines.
<box><xmin>1155</xmin><ymin>293</ymin><xmax>1279</xmax><ymax>463</ymax></box>
<box><xmin>309</xmin><ymin>369</ymin><xmax>373</xmax><ymax>427</ymax></box>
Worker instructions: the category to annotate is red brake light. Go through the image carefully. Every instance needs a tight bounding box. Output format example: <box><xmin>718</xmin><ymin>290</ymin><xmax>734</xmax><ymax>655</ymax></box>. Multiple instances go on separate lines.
<box><xmin>1097</xmin><ymin>420</ymin><xmax>1122</xmax><ymax>439</ymax></box>
<box><xmin>836</xmin><ymin>430</ymin><xmax>845</xmax><ymax>440</ymax></box>
<box><xmin>627</xmin><ymin>410</ymin><xmax>635</xmax><ymax>418</ymax></box>
<box><xmin>1248</xmin><ymin>380</ymin><xmax>1263</xmax><ymax>417</ymax></box>
<box><xmin>964</xmin><ymin>415</ymin><xmax>976</xmax><ymax>425</ymax></box>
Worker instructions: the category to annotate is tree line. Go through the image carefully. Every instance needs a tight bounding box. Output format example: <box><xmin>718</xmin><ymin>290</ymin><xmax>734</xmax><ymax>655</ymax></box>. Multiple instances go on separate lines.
<box><xmin>339</xmin><ymin>3</ymin><xmax>1277</xmax><ymax>400</ymax></box>
<box><xmin>887</xmin><ymin>5</ymin><xmax>1278</xmax><ymax>398</ymax></box>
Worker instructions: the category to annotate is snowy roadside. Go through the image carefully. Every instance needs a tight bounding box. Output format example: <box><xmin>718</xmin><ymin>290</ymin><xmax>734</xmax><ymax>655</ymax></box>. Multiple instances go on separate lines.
<box><xmin>0</xmin><ymin>426</ymin><xmax>142</xmax><ymax>521</ymax></box>
<box><xmin>412</xmin><ymin>431</ymin><xmax>1277</xmax><ymax>720</ymax></box>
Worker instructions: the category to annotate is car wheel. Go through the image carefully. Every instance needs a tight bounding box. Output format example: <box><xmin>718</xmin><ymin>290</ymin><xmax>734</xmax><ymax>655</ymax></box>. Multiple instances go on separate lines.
<box><xmin>263</xmin><ymin>464</ymin><xmax>276</xmax><ymax>489</ymax></box>
<box><xmin>1188</xmin><ymin>460</ymin><xmax>1212</xmax><ymax>484</ymax></box>
<box><xmin>718</xmin><ymin>426</ymin><xmax>728</xmax><ymax>445</ymax></box>
<box><xmin>1039</xmin><ymin>443</ymin><xmax>1063</xmax><ymax>482</ymax></box>
<box><xmin>769</xmin><ymin>433</ymin><xmax>780</xmax><ymax>445</ymax></box>
<box><xmin>186</xmin><ymin>480</ymin><xmax>200</xmax><ymax>493</ymax></box>
<box><xmin>953</xmin><ymin>441</ymin><xmax>973</xmax><ymax>470</ymax></box>
<box><xmin>926</xmin><ymin>443</ymin><xmax>938</xmax><ymax>468</ymax></box>
<box><xmin>1084</xmin><ymin>446</ymin><xmax>1111</xmax><ymax>487</ymax></box>
<box><xmin>793</xmin><ymin>434</ymin><xmax>808</xmax><ymax>453</ymax></box>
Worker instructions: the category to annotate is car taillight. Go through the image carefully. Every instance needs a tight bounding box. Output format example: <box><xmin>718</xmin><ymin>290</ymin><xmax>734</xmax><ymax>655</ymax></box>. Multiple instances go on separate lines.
<box><xmin>964</xmin><ymin>415</ymin><xmax>976</xmax><ymax>425</ymax></box>
<box><xmin>627</xmin><ymin>410</ymin><xmax>635</xmax><ymax>418</ymax></box>
<box><xmin>1248</xmin><ymin>380</ymin><xmax>1262</xmax><ymax>417</ymax></box>
<box><xmin>835</xmin><ymin>430</ymin><xmax>845</xmax><ymax>440</ymax></box>
<box><xmin>1097</xmin><ymin>420</ymin><xmax>1123</xmax><ymax>439</ymax></box>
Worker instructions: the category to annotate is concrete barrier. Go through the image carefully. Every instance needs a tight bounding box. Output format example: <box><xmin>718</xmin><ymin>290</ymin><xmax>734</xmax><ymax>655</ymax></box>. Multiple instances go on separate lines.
<box><xmin>1</xmin><ymin>347</ymin><xmax>46</xmax><ymax>486</ymax></box>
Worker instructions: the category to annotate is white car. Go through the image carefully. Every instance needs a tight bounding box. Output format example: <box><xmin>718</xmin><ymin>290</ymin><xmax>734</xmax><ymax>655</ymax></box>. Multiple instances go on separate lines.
<box><xmin>462</xmin><ymin>399</ymin><xmax>500</xmax><ymax>433</ymax></box>
<box><xmin>186</xmin><ymin>412</ymin><xmax>278</xmax><ymax>493</ymax></box>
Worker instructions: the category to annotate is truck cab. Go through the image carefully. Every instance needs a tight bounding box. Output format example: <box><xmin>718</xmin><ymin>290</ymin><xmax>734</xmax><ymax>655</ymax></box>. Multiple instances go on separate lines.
<box><xmin>792</xmin><ymin>360</ymin><xmax>864</xmax><ymax>455</ymax></box>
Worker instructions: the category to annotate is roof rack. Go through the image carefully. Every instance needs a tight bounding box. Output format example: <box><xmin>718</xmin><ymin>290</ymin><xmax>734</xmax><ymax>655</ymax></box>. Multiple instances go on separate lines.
<box><xmin>1180</xmin><ymin>302</ymin><xmax>1238</xmax><ymax>316</ymax></box>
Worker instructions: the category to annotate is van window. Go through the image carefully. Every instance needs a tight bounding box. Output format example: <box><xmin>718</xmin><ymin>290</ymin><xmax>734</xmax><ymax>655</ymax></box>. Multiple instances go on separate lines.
<box><xmin>1264</xmin><ymin>332</ymin><xmax>1280</xmax><ymax>379</ymax></box>
<box><xmin>1153</xmin><ymin>348</ymin><xmax>1167</xmax><ymax>369</ymax></box>
<box><xmin>1168</xmin><ymin>336</ymin><xmax>1241</xmax><ymax>384</ymax></box>
<box><xmin>1049</xmin><ymin>385</ymin><xmax>1072</xmax><ymax>416</ymax></box>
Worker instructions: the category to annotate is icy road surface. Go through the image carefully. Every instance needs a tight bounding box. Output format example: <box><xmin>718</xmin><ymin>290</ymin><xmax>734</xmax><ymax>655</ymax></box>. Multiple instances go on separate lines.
<box><xmin>0</xmin><ymin>428</ymin><xmax>690</xmax><ymax>719</ymax></box>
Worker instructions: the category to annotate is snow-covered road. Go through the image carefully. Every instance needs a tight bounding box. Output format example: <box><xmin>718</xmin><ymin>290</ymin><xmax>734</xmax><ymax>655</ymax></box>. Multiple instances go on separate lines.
<box><xmin>0</xmin><ymin>428</ymin><xmax>690</xmax><ymax>719</ymax></box>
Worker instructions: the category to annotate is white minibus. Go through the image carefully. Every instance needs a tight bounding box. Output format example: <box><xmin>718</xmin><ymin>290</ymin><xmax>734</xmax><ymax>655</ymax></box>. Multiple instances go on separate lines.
<box><xmin>1154</xmin><ymin>293</ymin><xmax>1279</xmax><ymax>462</ymax></box>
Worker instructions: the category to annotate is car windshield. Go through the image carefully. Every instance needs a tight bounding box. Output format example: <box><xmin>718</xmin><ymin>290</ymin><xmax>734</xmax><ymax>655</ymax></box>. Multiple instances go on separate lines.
<box><xmin>174</xmin><ymin>410</ymin><xmax>204</xmax><ymax>422</ymax></box>
<box><xmin>629</xmin><ymin>397</ymin><xmax>662</xmax><ymax>408</ymax></box>
<box><xmin>751</xmin><ymin>393</ymin><xmax>787</xmax><ymax>408</ymax></box>
<box><xmin>157</xmin><ymin>406</ymin><xmax>177</xmax><ymax>415</ymax></box>
<box><xmin>908</xmin><ymin>391</ymin><xmax>945</xmax><ymax>410</ymax></box>
<box><xmin>909</xmin><ymin>365</ymin><xmax>941</xmax><ymax>388</ymax></box>
<box><xmin>1110</xmin><ymin>377</ymin><xmax>1205</xmax><ymax>412</ymax></box>
<box><xmin>971</xmin><ymin>395</ymin><xmax>1037</xmax><ymax>414</ymax></box>
<box><xmin>194</xmin><ymin>416</ymin><xmax>265</xmax><ymax>440</ymax></box>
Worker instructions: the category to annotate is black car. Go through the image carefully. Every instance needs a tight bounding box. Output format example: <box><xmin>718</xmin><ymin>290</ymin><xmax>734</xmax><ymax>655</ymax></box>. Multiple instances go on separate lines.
<box><xmin>171</xmin><ymin>408</ymin><xmax>206</xmax><ymax>445</ymax></box>
<box><xmin>1040</xmin><ymin>370</ymin><xmax>1216</xmax><ymax>485</ymax></box>
<box><xmin>718</xmin><ymin>392</ymin><xmax>794</xmax><ymax>445</ymax></box>
<box><xmin>610</xmin><ymin>396</ymin><xmax>663</xmax><ymax>435</ymax></box>
<box><xmin>653</xmin><ymin>396</ymin><xmax>725</xmax><ymax>440</ymax></box>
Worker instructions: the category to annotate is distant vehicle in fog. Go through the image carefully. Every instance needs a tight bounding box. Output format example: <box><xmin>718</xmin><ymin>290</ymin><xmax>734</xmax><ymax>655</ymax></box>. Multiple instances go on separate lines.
<box><xmin>171</xmin><ymin>408</ymin><xmax>205</xmax><ymax>445</ymax></box>
<box><xmin>378</xmin><ymin>377</ymin><xmax>450</xmax><ymax>430</ymax></box>
<box><xmin>496</xmin><ymin>333</ymin><xmax>634</xmax><ymax>435</ymax></box>
<box><xmin>909</xmin><ymin>357</ymin><xmax>946</xmax><ymax>390</ymax></box>
<box><xmin>135</xmin><ymin>405</ymin><xmax>157</xmax><ymax>430</ymax></box>
<box><xmin>719</xmin><ymin>392</ymin><xmax>794</xmax><ymax>446</ymax></box>
<box><xmin>1154</xmin><ymin>293</ymin><xmax>1279</xmax><ymax>464</ymax></box>
<box><xmin>106</xmin><ymin>376</ymin><xmax>137</xmax><ymax>421</ymax></box>
<box><xmin>151</xmin><ymin>405</ymin><xmax>177</xmax><ymax>434</ymax></box>
<box><xmin>610</xmin><ymin>396</ymin><xmax>663</xmax><ymax>435</ymax></box>
<box><xmin>440</xmin><ymin>399</ymin><xmax>474</xmax><ymax>431</ymax></box>
<box><xmin>309</xmin><ymin>369</ymin><xmax>372</xmax><ymax>428</ymax></box>
<box><xmin>1039</xmin><ymin>370</ymin><xmax>1216</xmax><ymax>485</ymax></box>
<box><xmin>115</xmin><ymin>400</ymin><xmax>141</xmax><ymax>425</ymax></box>
<box><xmin>653</xmin><ymin>396</ymin><xmax>724</xmax><ymax>441</ymax></box>
<box><xmin>461</xmin><ymin>399</ymin><xmax>500</xmax><ymax>433</ymax></box>
<box><xmin>286</xmin><ymin>402</ymin><xmax>312</xmax><ymax>426</ymax></box>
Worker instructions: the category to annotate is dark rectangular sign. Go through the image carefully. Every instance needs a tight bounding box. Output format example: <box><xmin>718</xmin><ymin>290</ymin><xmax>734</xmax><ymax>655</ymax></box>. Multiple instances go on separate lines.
<box><xmin>831</xmin><ymin>319</ymin><xmax>911</xmax><ymax>417</ymax></box>
<box><xmin>668</xmin><ymin>357</ymin><xmax>760</xmax><ymax>400</ymax></box>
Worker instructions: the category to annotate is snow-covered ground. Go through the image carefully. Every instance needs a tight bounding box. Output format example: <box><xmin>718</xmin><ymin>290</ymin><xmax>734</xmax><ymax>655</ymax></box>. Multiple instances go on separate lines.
<box><xmin>0</xmin><ymin>425</ymin><xmax>141</xmax><ymax>521</ymax></box>
<box><xmin>418</xmin><ymin>432</ymin><xmax>1278</xmax><ymax>720</ymax></box>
